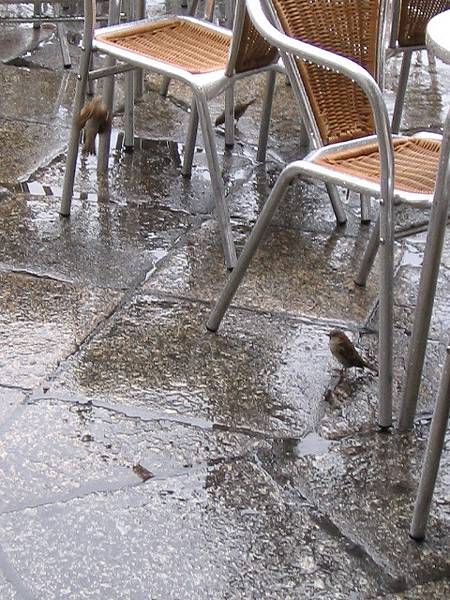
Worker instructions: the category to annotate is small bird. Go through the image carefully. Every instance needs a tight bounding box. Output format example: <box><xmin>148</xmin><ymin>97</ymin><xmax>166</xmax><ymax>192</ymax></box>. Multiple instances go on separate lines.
<box><xmin>215</xmin><ymin>99</ymin><xmax>256</xmax><ymax>127</ymax></box>
<box><xmin>76</xmin><ymin>96</ymin><xmax>112</xmax><ymax>155</ymax></box>
<box><xmin>328</xmin><ymin>329</ymin><xmax>378</xmax><ymax>374</ymax></box>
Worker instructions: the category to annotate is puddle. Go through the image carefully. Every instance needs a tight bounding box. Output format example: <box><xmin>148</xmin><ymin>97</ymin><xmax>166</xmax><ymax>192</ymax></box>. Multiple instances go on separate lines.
<box><xmin>294</xmin><ymin>432</ymin><xmax>332</xmax><ymax>457</ymax></box>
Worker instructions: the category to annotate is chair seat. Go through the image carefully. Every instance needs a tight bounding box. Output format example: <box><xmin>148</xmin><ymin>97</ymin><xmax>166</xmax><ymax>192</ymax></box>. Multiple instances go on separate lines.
<box><xmin>314</xmin><ymin>137</ymin><xmax>441</xmax><ymax>194</ymax></box>
<box><xmin>95</xmin><ymin>19</ymin><xmax>231</xmax><ymax>74</ymax></box>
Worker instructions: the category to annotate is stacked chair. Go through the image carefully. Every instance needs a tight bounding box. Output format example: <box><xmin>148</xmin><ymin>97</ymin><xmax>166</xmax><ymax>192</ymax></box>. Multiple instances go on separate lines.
<box><xmin>389</xmin><ymin>0</ymin><xmax>449</xmax><ymax>132</ymax></box>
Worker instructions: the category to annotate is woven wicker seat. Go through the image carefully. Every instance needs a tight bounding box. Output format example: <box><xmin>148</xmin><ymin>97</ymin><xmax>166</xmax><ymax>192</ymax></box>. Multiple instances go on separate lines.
<box><xmin>61</xmin><ymin>0</ymin><xmax>281</xmax><ymax>270</ymax></box>
<box><xmin>96</xmin><ymin>19</ymin><xmax>231</xmax><ymax>74</ymax></box>
<box><xmin>315</xmin><ymin>137</ymin><xmax>441</xmax><ymax>194</ymax></box>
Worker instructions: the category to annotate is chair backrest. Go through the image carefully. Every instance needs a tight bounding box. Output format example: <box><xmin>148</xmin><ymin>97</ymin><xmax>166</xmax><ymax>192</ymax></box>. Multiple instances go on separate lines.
<box><xmin>228</xmin><ymin>0</ymin><xmax>278</xmax><ymax>74</ymax></box>
<box><xmin>393</xmin><ymin>0</ymin><xmax>449</xmax><ymax>48</ymax></box>
<box><xmin>268</xmin><ymin>0</ymin><xmax>383</xmax><ymax>146</ymax></box>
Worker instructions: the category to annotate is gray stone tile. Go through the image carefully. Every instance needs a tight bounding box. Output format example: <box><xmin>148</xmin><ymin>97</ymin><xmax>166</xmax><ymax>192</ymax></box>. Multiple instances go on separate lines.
<box><xmin>0</xmin><ymin>193</ymin><xmax>194</xmax><ymax>288</ymax></box>
<box><xmin>0</xmin><ymin>570</ymin><xmax>18</xmax><ymax>600</ymax></box>
<box><xmin>51</xmin><ymin>293</ymin><xmax>335</xmax><ymax>437</ymax></box>
<box><xmin>145</xmin><ymin>220</ymin><xmax>383</xmax><ymax>324</ymax></box>
<box><xmin>0</xmin><ymin>460</ymin><xmax>396</xmax><ymax>599</ymax></box>
<box><xmin>258</xmin><ymin>428</ymin><xmax>450</xmax><ymax>589</ymax></box>
<box><xmin>0</xmin><ymin>272</ymin><xmax>122</xmax><ymax>389</ymax></box>
<box><xmin>0</xmin><ymin>65</ymin><xmax>76</xmax><ymax>125</ymax></box>
<box><xmin>0</xmin><ymin>388</ymin><xmax>25</xmax><ymax>429</ymax></box>
<box><xmin>0</xmin><ymin>118</ymin><xmax>67</xmax><ymax>185</ymax></box>
<box><xmin>0</xmin><ymin>396</ymin><xmax>268</xmax><ymax>514</ymax></box>
<box><xmin>0</xmin><ymin>22</ymin><xmax>55</xmax><ymax>63</ymax></box>
<box><xmin>30</xmin><ymin>135</ymin><xmax>253</xmax><ymax>217</ymax></box>
<box><xmin>385</xmin><ymin>578</ymin><xmax>450</xmax><ymax>599</ymax></box>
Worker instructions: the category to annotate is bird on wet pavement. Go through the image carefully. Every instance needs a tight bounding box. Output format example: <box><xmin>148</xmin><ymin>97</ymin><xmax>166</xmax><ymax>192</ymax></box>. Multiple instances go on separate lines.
<box><xmin>328</xmin><ymin>329</ymin><xmax>378</xmax><ymax>374</ymax></box>
<box><xmin>76</xmin><ymin>96</ymin><xmax>112</xmax><ymax>155</ymax></box>
<box><xmin>215</xmin><ymin>99</ymin><xmax>256</xmax><ymax>127</ymax></box>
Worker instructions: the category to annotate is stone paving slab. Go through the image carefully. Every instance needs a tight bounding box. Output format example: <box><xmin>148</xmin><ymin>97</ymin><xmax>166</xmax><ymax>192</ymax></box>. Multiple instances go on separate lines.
<box><xmin>0</xmin><ymin>388</ymin><xmax>24</xmax><ymax>430</ymax></box>
<box><xmin>0</xmin><ymin>460</ymin><xmax>398</xmax><ymax>600</ymax></box>
<box><xmin>0</xmin><ymin>118</ymin><xmax>68</xmax><ymax>185</ymax></box>
<box><xmin>50</xmin><ymin>292</ymin><xmax>334</xmax><ymax>438</ymax></box>
<box><xmin>0</xmin><ymin>193</ymin><xmax>194</xmax><ymax>288</ymax></box>
<box><xmin>0</xmin><ymin>272</ymin><xmax>122</xmax><ymax>389</ymax></box>
<box><xmin>258</xmin><ymin>428</ymin><xmax>450</xmax><ymax>590</ymax></box>
<box><xmin>30</xmin><ymin>136</ymin><xmax>253</xmax><ymax>216</ymax></box>
<box><xmin>0</xmin><ymin>64</ymin><xmax>75</xmax><ymax>126</ymax></box>
<box><xmin>0</xmin><ymin>22</ymin><xmax>55</xmax><ymax>63</ymax></box>
<box><xmin>0</xmin><ymin>394</ymin><xmax>271</xmax><ymax>513</ymax></box>
<box><xmin>145</xmin><ymin>220</ymin><xmax>382</xmax><ymax>324</ymax></box>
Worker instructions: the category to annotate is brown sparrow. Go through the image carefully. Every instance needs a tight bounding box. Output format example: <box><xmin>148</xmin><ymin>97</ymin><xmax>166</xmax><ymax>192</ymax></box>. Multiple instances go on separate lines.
<box><xmin>328</xmin><ymin>329</ymin><xmax>378</xmax><ymax>373</ymax></box>
<box><xmin>215</xmin><ymin>99</ymin><xmax>256</xmax><ymax>127</ymax></box>
<box><xmin>76</xmin><ymin>96</ymin><xmax>112</xmax><ymax>155</ymax></box>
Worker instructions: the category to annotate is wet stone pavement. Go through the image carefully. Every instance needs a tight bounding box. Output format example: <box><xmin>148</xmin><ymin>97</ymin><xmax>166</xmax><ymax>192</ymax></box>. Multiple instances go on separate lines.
<box><xmin>1</xmin><ymin>2</ymin><xmax>450</xmax><ymax>599</ymax></box>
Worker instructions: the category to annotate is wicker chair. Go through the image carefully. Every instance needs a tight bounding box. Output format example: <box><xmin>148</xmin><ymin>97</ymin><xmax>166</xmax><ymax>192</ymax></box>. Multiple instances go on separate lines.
<box><xmin>207</xmin><ymin>0</ymin><xmax>444</xmax><ymax>429</ymax></box>
<box><xmin>60</xmin><ymin>0</ymin><xmax>287</xmax><ymax>269</ymax></box>
<box><xmin>389</xmin><ymin>0</ymin><xmax>449</xmax><ymax>132</ymax></box>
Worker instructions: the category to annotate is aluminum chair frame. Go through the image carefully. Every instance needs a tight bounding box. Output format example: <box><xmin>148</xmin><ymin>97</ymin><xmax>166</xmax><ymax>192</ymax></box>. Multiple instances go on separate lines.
<box><xmin>410</xmin><ymin>344</ymin><xmax>450</xmax><ymax>540</ymax></box>
<box><xmin>207</xmin><ymin>0</ymin><xmax>444</xmax><ymax>428</ymax></box>
<box><xmin>60</xmin><ymin>0</ymin><xmax>285</xmax><ymax>270</ymax></box>
<box><xmin>388</xmin><ymin>0</ymin><xmax>449</xmax><ymax>133</ymax></box>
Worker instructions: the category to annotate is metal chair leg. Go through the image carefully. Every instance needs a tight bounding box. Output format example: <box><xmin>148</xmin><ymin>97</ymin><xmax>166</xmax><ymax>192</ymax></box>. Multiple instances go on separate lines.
<box><xmin>133</xmin><ymin>0</ymin><xmax>145</xmax><ymax>99</ymax></box>
<box><xmin>360</xmin><ymin>193</ymin><xmax>371</xmax><ymax>224</ymax></box>
<box><xmin>325</xmin><ymin>183</ymin><xmax>347</xmax><ymax>225</ymax></box>
<box><xmin>195</xmin><ymin>91</ymin><xmax>237</xmax><ymax>269</ymax></box>
<box><xmin>60</xmin><ymin>45</ymin><xmax>92</xmax><ymax>216</ymax></box>
<box><xmin>224</xmin><ymin>85</ymin><xmax>235</xmax><ymax>148</ymax></box>
<box><xmin>399</xmin><ymin>111</ymin><xmax>450</xmax><ymax>431</ymax></box>
<box><xmin>182</xmin><ymin>99</ymin><xmax>199</xmax><ymax>177</ymax></box>
<box><xmin>391</xmin><ymin>49</ymin><xmax>413</xmax><ymax>134</ymax></box>
<box><xmin>355</xmin><ymin>216</ymin><xmax>380</xmax><ymax>287</ymax></box>
<box><xmin>97</xmin><ymin>0</ymin><xmax>121</xmax><ymax>175</ymax></box>
<box><xmin>124</xmin><ymin>70</ymin><xmax>135</xmax><ymax>149</ymax></box>
<box><xmin>57</xmin><ymin>23</ymin><xmax>72</xmax><ymax>68</ymax></box>
<box><xmin>206</xmin><ymin>161</ymin><xmax>301</xmax><ymax>331</ymax></box>
<box><xmin>256</xmin><ymin>70</ymin><xmax>276</xmax><ymax>163</ymax></box>
<box><xmin>410</xmin><ymin>345</ymin><xmax>450</xmax><ymax>541</ymax></box>
<box><xmin>379</xmin><ymin>192</ymin><xmax>394</xmax><ymax>429</ymax></box>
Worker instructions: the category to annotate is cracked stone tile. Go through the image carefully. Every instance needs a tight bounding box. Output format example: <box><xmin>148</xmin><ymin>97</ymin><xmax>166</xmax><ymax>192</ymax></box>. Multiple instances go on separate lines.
<box><xmin>0</xmin><ymin>396</ymin><xmax>269</xmax><ymax>514</ymax></box>
<box><xmin>145</xmin><ymin>220</ymin><xmax>383</xmax><ymax>324</ymax></box>
<box><xmin>0</xmin><ymin>65</ymin><xmax>75</xmax><ymax>126</ymax></box>
<box><xmin>0</xmin><ymin>388</ymin><xmax>24</xmax><ymax>430</ymax></box>
<box><xmin>0</xmin><ymin>22</ymin><xmax>55</xmax><ymax>63</ymax></box>
<box><xmin>0</xmin><ymin>272</ymin><xmax>122</xmax><ymax>389</ymax></box>
<box><xmin>258</xmin><ymin>428</ymin><xmax>450</xmax><ymax>590</ymax></box>
<box><xmin>385</xmin><ymin>578</ymin><xmax>450</xmax><ymax>599</ymax></box>
<box><xmin>0</xmin><ymin>118</ymin><xmax>67</xmax><ymax>185</ymax></box>
<box><xmin>0</xmin><ymin>570</ymin><xmax>18</xmax><ymax>600</ymax></box>
<box><xmin>0</xmin><ymin>460</ymin><xmax>397</xmax><ymax>599</ymax></box>
<box><xmin>0</xmin><ymin>193</ymin><xmax>194</xmax><ymax>288</ymax></box>
<box><xmin>50</xmin><ymin>293</ymin><xmax>335</xmax><ymax>437</ymax></box>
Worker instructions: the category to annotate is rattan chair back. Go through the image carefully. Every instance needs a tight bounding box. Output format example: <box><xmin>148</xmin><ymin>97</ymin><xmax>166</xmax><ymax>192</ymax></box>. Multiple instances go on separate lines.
<box><xmin>396</xmin><ymin>0</ymin><xmax>449</xmax><ymax>47</ymax></box>
<box><xmin>270</xmin><ymin>0</ymin><xmax>382</xmax><ymax>145</ymax></box>
<box><xmin>234</xmin><ymin>12</ymin><xmax>278</xmax><ymax>72</ymax></box>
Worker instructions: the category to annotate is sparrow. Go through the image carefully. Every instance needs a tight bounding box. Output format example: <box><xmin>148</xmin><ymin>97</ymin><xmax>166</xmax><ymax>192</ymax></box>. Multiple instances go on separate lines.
<box><xmin>76</xmin><ymin>96</ymin><xmax>112</xmax><ymax>155</ymax></box>
<box><xmin>215</xmin><ymin>99</ymin><xmax>256</xmax><ymax>127</ymax></box>
<box><xmin>328</xmin><ymin>329</ymin><xmax>378</xmax><ymax>374</ymax></box>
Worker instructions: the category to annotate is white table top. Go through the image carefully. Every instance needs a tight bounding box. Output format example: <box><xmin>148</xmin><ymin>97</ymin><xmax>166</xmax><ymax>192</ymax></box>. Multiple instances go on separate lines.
<box><xmin>426</xmin><ymin>9</ymin><xmax>450</xmax><ymax>64</ymax></box>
